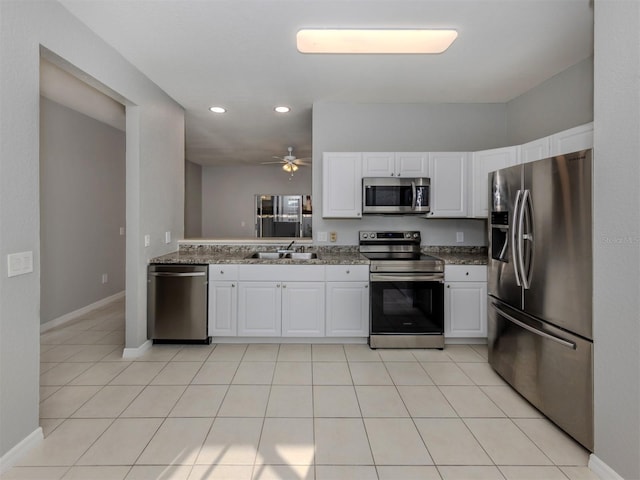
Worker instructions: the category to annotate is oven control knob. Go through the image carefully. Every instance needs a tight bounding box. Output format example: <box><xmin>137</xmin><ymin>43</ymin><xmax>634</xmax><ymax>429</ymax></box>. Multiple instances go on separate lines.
<box><xmin>405</xmin><ymin>232</ymin><xmax>411</xmax><ymax>238</ymax></box>
<box><xmin>413</xmin><ymin>232</ymin><xmax>419</xmax><ymax>239</ymax></box>
<box><xmin>362</xmin><ymin>233</ymin><xmax>368</xmax><ymax>239</ymax></box>
<box><xmin>370</xmin><ymin>233</ymin><xmax>376</xmax><ymax>238</ymax></box>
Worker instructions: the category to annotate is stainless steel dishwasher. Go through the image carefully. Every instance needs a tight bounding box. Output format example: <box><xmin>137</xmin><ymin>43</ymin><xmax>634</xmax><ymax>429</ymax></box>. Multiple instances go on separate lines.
<box><xmin>147</xmin><ymin>264</ymin><xmax>210</xmax><ymax>343</ymax></box>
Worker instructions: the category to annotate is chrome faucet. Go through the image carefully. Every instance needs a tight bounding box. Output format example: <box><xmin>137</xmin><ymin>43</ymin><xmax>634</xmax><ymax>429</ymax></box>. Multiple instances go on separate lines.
<box><xmin>285</xmin><ymin>240</ymin><xmax>295</xmax><ymax>251</ymax></box>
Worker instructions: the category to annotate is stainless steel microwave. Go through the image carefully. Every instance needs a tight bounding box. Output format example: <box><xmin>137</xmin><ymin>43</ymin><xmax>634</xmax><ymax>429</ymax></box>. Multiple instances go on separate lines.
<box><xmin>362</xmin><ymin>177</ymin><xmax>430</xmax><ymax>215</ymax></box>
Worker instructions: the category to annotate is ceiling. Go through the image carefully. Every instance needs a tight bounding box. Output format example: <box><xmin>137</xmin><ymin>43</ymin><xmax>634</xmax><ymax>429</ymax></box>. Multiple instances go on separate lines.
<box><xmin>58</xmin><ymin>0</ymin><xmax>593</xmax><ymax>167</ymax></box>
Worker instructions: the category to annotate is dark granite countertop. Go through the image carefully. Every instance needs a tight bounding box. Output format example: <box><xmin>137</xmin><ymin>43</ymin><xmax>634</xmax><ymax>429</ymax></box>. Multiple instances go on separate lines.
<box><xmin>150</xmin><ymin>244</ymin><xmax>488</xmax><ymax>266</ymax></box>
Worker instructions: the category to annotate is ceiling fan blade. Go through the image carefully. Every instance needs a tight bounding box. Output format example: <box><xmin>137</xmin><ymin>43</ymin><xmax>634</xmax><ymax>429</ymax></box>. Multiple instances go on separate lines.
<box><xmin>261</xmin><ymin>161</ymin><xmax>285</xmax><ymax>165</ymax></box>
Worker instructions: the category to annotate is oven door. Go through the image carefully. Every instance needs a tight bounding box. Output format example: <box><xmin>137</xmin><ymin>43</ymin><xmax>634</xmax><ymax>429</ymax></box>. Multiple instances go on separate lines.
<box><xmin>369</xmin><ymin>273</ymin><xmax>444</xmax><ymax>335</ymax></box>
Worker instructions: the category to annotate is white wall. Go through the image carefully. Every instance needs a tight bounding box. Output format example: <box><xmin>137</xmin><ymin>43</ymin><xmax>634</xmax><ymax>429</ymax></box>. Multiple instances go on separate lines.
<box><xmin>592</xmin><ymin>1</ymin><xmax>640</xmax><ymax>478</ymax></box>
<box><xmin>0</xmin><ymin>0</ymin><xmax>184</xmax><ymax>460</ymax></box>
<box><xmin>506</xmin><ymin>56</ymin><xmax>594</xmax><ymax>145</ymax></box>
<box><xmin>40</xmin><ymin>97</ymin><xmax>126</xmax><ymax>324</ymax></box>
<box><xmin>311</xmin><ymin>102</ymin><xmax>507</xmax><ymax>245</ymax></box>
<box><xmin>185</xmin><ymin>160</ymin><xmax>203</xmax><ymax>238</ymax></box>
<box><xmin>201</xmin><ymin>164</ymin><xmax>312</xmax><ymax>238</ymax></box>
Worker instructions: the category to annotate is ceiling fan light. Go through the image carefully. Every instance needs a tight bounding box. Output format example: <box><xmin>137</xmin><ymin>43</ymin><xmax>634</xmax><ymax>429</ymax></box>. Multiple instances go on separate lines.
<box><xmin>296</xmin><ymin>28</ymin><xmax>458</xmax><ymax>54</ymax></box>
<box><xmin>282</xmin><ymin>163</ymin><xmax>298</xmax><ymax>173</ymax></box>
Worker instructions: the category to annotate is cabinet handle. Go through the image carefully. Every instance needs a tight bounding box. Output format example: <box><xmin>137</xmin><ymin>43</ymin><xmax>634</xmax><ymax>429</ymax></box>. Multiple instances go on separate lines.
<box><xmin>365</xmin><ymin>285</ymin><xmax>368</xmax><ymax>289</ymax></box>
<box><xmin>466</xmin><ymin>272</ymin><xmax>469</xmax><ymax>276</ymax></box>
<box><xmin>220</xmin><ymin>270</ymin><xmax>224</xmax><ymax>275</ymax></box>
<box><xmin>390</xmin><ymin>173</ymin><xmax>395</xmax><ymax>177</ymax></box>
<box><xmin>232</xmin><ymin>283</ymin><xmax>235</xmax><ymax>287</ymax></box>
<box><xmin>346</xmin><ymin>270</ymin><xmax>350</xmax><ymax>274</ymax></box>
<box><xmin>283</xmin><ymin>284</ymin><xmax>287</xmax><ymax>288</ymax></box>
<box><xmin>447</xmin><ymin>284</ymin><xmax>450</xmax><ymax>288</ymax></box>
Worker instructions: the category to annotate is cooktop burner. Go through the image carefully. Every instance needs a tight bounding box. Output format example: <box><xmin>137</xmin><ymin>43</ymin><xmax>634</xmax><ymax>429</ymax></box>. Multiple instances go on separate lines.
<box><xmin>359</xmin><ymin>231</ymin><xmax>444</xmax><ymax>274</ymax></box>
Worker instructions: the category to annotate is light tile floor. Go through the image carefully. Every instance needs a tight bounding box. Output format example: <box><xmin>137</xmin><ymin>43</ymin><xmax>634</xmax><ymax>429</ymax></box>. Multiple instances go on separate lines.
<box><xmin>4</xmin><ymin>298</ymin><xmax>600</xmax><ymax>480</ymax></box>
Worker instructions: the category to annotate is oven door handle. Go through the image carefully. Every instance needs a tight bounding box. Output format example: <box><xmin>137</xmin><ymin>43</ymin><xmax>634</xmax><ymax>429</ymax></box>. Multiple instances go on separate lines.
<box><xmin>370</xmin><ymin>274</ymin><xmax>444</xmax><ymax>282</ymax></box>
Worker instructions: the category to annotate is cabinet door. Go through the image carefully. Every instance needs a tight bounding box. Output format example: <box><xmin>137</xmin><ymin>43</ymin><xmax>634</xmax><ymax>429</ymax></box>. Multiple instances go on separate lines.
<box><xmin>362</xmin><ymin>152</ymin><xmax>395</xmax><ymax>177</ymax></box>
<box><xmin>470</xmin><ymin>146</ymin><xmax>519</xmax><ymax>217</ymax></box>
<box><xmin>322</xmin><ymin>152</ymin><xmax>363</xmax><ymax>218</ymax></box>
<box><xmin>445</xmin><ymin>282</ymin><xmax>487</xmax><ymax>337</ymax></box>
<box><xmin>281</xmin><ymin>282</ymin><xmax>325</xmax><ymax>337</ymax></box>
<box><xmin>237</xmin><ymin>282</ymin><xmax>281</xmax><ymax>336</ymax></box>
<box><xmin>519</xmin><ymin>137</ymin><xmax>550</xmax><ymax>164</ymax></box>
<box><xmin>549</xmin><ymin>123</ymin><xmax>593</xmax><ymax>156</ymax></box>
<box><xmin>396</xmin><ymin>152</ymin><xmax>429</xmax><ymax>177</ymax></box>
<box><xmin>325</xmin><ymin>282</ymin><xmax>369</xmax><ymax>336</ymax></box>
<box><xmin>208</xmin><ymin>281</ymin><xmax>238</xmax><ymax>336</ymax></box>
<box><xmin>428</xmin><ymin>152</ymin><xmax>468</xmax><ymax>217</ymax></box>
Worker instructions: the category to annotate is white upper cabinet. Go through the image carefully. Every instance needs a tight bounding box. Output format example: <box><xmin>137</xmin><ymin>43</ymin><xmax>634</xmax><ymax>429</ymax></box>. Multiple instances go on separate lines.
<box><xmin>427</xmin><ymin>152</ymin><xmax>468</xmax><ymax>218</ymax></box>
<box><xmin>395</xmin><ymin>152</ymin><xmax>430</xmax><ymax>177</ymax></box>
<box><xmin>470</xmin><ymin>146</ymin><xmax>519</xmax><ymax>218</ymax></box>
<box><xmin>519</xmin><ymin>136</ymin><xmax>550</xmax><ymax>164</ymax></box>
<box><xmin>361</xmin><ymin>152</ymin><xmax>395</xmax><ymax>176</ymax></box>
<box><xmin>549</xmin><ymin>122</ymin><xmax>593</xmax><ymax>156</ymax></box>
<box><xmin>362</xmin><ymin>152</ymin><xmax>429</xmax><ymax>177</ymax></box>
<box><xmin>322</xmin><ymin>152</ymin><xmax>362</xmax><ymax>218</ymax></box>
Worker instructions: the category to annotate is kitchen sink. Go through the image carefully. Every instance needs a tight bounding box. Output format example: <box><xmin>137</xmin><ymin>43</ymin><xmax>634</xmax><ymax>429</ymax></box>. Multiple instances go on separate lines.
<box><xmin>247</xmin><ymin>252</ymin><xmax>285</xmax><ymax>259</ymax></box>
<box><xmin>245</xmin><ymin>252</ymin><xmax>318</xmax><ymax>260</ymax></box>
<box><xmin>283</xmin><ymin>252</ymin><xmax>318</xmax><ymax>260</ymax></box>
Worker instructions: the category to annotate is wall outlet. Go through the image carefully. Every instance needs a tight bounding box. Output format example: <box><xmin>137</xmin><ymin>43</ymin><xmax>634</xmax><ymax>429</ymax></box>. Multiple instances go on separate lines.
<box><xmin>165</xmin><ymin>231</ymin><xmax>171</xmax><ymax>244</ymax></box>
<box><xmin>144</xmin><ymin>235</ymin><xmax>151</xmax><ymax>247</ymax></box>
<box><xmin>456</xmin><ymin>231</ymin><xmax>464</xmax><ymax>243</ymax></box>
<box><xmin>119</xmin><ymin>227</ymin><xmax>125</xmax><ymax>236</ymax></box>
<box><xmin>330</xmin><ymin>232</ymin><xmax>337</xmax><ymax>242</ymax></box>
<box><xmin>7</xmin><ymin>251</ymin><xmax>33</xmax><ymax>277</ymax></box>
<box><xmin>317</xmin><ymin>231</ymin><xmax>328</xmax><ymax>242</ymax></box>
<box><xmin>101</xmin><ymin>273</ymin><xmax>108</xmax><ymax>284</ymax></box>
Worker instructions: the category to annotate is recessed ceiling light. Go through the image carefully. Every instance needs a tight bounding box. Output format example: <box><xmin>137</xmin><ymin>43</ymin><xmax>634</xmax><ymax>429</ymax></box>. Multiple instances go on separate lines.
<box><xmin>296</xmin><ymin>29</ymin><xmax>458</xmax><ymax>54</ymax></box>
<box><xmin>274</xmin><ymin>106</ymin><xmax>291</xmax><ymax>113</ymax></box>
<box><xmin>209</xmin><ymin>106</ymin><xmax>226</xmax><ymax>113</ymax></box>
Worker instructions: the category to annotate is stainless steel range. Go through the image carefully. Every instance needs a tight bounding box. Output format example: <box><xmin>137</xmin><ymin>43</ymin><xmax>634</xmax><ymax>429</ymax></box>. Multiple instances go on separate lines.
<box><xmin>359</xmin><ymin>231</ymin><xmax>445</xmax><ymax>349</ymax></box>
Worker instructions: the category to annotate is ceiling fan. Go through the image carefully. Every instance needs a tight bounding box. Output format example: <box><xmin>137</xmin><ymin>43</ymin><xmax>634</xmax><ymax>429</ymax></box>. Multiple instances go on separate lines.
<box><xmin>263</xmin><ymin>147</ymin><xmax>310</xmax><ymax>174</ymax></box>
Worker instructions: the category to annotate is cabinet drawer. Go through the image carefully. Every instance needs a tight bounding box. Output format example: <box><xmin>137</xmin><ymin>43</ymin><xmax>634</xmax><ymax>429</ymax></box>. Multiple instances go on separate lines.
<box><xmin>209</xmin><ymin>264</ymin><xmax>239</xmax><ymax>280</ymax></box>
<box><xmin>325</xmin><ymin>265</ymin><xmax>369</xmax><ymax>282</ymax></box>
<box><xmin>445</xmin><ymin>265</ymin><xmax>487</xmax><ymax>282</ymax></box>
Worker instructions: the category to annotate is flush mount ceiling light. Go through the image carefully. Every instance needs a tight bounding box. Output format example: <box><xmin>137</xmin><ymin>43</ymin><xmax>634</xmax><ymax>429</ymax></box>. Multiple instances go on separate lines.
<box><xmin>296</xmin><ymin>28</ymin><xmax>458</xmax><ymax>54</ymax></box>
<box><xmin>209</xmin><ymin>106</ymin><xmax>226</xmax><ymax>113</ymax></box>
<box><xmin>274</xmin><ymin>106</ymin><xmax>291</xmax><ymax>113</ymax></box>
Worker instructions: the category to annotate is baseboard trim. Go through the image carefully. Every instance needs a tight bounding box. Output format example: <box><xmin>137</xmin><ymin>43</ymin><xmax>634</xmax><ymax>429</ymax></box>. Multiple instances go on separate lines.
<box><xmin>589</xmin><ymin>453</ymin><xmax>625</xmax><ymax>480</ymax></box>
<box><xmin>0</xmin><ymin>427</ymin><xmax>43</xmax><ymax>474</ymax></box>
<box><xmin>122</xmin><ymin>339</ymin><xmax>152</xmax><ymax>359</ymax></box>
<box><xmin>445</xmin><ymin>337</ymin><xmax>487</xmax><ymax>345</ymax></box>
<box><xmin>41</xmin><ymin>291</ymin><xmax>125</xmax><ymax>333</ymax></box>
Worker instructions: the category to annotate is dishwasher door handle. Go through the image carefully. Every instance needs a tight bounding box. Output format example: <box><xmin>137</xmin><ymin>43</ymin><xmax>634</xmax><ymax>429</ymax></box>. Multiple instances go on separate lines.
<box><xmin>149</xmin><ymin>271</ymin><xmax>207</xmax><ymax>277</ymax></box>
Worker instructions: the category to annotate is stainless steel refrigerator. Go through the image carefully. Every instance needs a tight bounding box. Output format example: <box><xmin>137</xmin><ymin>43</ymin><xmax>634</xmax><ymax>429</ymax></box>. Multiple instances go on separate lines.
<box><xmin>488</xmin><ymin>150</ymin><xmax>593</xmax><ymax>451</ymax></box>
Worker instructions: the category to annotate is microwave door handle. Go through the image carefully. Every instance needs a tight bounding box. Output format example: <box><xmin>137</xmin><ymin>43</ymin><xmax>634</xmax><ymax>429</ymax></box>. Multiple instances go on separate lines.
<box><xmin>411</xmin><ymin>180</ymin><xmax>417</xmax><ymax>210</ymax></box>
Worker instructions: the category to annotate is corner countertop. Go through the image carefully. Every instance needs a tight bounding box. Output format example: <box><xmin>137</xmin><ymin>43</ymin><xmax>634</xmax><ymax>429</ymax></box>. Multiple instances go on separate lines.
<box><xmin>150</xmin><ymin>244</ymin><xmax>487</xmax><ymax>266</ymax></box>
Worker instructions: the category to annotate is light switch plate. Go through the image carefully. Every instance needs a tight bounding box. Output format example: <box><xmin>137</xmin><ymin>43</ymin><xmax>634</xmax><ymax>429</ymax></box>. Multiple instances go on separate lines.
<box><xmin>456</xmin><ymin>232</ymin><xmax>464</xmax><ymax>243</ymax></box>
<box><xmin>7</xmin><ymin>251</ymin><xmax>33</xmax><ymax>277</ymax></box>
<box><xmin>144</xmin><ymin>235</ymin><xmax>151</xmax><ymax>247</ymax></box>
<box><xmin>317</xmin><ymin>231</ymin><xmax>328</xmax><ymax>242</ymax></box>
<box><xmin>165</xmin><ymin>231</ymin><xmax>171</xmax><ymax>244</ymax></box>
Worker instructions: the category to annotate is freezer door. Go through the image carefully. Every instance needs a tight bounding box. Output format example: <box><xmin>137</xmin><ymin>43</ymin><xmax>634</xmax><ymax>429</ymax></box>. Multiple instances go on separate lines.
<box><xmin>487</xmin><ymin>164</ymin><xmax>523</xmax><ymax>309</ymax></box>
<box><xmin>523</xmin><ymin>151</ymin><xmax>592</xmax><ymax>339</ymax></box>
<box><xmin>488</xmin><ymin>299</ymin><xmax>593</xmax><ymax>451</ymax></box>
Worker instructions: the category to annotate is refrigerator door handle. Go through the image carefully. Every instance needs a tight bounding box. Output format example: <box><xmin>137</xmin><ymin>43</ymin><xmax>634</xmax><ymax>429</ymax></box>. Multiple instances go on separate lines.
<box><xmin>518</xmin><ymin>189</ymin><xmax>534</xmax><ymax>289</ymax></box>
<box><xmin>512</xmin><ymin>189</ymin><xmax>523</xmax><ymax>287</ymax></box>
<box><xmin>492</xmin><ymin>302</ymin><xmax>576</xmax><ymax>350</ymax></box>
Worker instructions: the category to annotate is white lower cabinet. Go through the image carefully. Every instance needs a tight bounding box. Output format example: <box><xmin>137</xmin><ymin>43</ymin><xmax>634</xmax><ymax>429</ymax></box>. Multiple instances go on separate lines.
<box><xmin>238</xmin><ymin>281</ymin><xmax>282</xmax><ymax>336</ymax></box>
<box><xmin>325</xmin><ymin>265</ymin><xmax>370</xmax><ymax>337</ymax></box>
<box><xmin>236</xmin><ymin>265</ymin><xmax>326</xmax><ymax>337</ymax></box>
<box><xmin>444</xmin><ymin>265</ymin><xmax>487</xmax><ymax>338</ymax></box>
<box><xmin>282</xmin><ymin>282</ymin><xmax>325</xmax><ymax>336</ymax></box>
<box><xmin>208</xmin><ymin>265</ymin><xmax>239</xmax><ymax>336</ymax></box>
